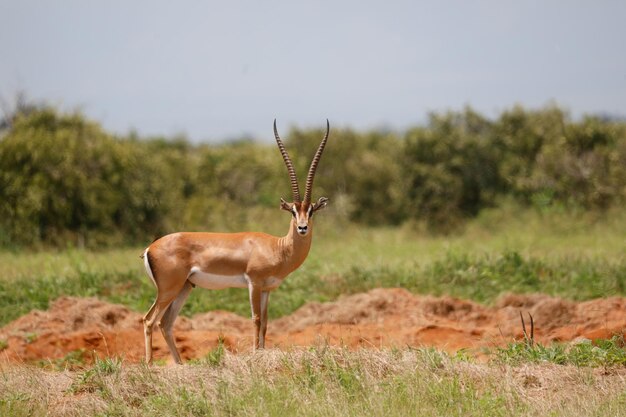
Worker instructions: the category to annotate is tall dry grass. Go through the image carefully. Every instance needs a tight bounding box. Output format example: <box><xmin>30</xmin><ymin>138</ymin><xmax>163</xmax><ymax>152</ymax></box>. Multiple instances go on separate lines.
<box><xmin>1</xmin><ymin>347</ymin><xmax>625</xmax><ymax>416</ymax></box>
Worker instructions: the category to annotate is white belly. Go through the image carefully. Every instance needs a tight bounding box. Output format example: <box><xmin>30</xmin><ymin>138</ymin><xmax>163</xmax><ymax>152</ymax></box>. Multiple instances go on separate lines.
<box><xmin>188</xmin><ymin>267</ymin><xmax>249</xmax><ymax>290</ymax></box>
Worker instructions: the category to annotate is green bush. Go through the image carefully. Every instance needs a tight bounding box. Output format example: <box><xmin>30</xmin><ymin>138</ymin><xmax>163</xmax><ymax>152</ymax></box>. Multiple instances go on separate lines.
<box><xmin>493</xmin><ymin>107</ymin><xmax>626</xmax><ymax>210</ymax></box>
<box><xmin>1</xmin><ymin>104</ymin><xmax>625</xmax><ymax>248</ymax></box>
<box><xmin>0</xmin><ymin>109</ymin><xmax>186</xmax><ymax>247</ymax></box>
<box><xmin>524</xmin><ymin>116</ymin><xmax>626</xmax><ymax>209</ymax></box>
<box><xmin>403</xmin><ymin>107</ymin><xmax>502</xmax><ymax>231</ymax></box>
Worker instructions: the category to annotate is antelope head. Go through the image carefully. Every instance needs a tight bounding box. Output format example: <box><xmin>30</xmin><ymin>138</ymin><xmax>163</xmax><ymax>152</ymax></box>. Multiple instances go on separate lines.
<box><xmin>274</xmin><ymin>119</ymin><xmax>329</xmax><ymax>236</ymax></box>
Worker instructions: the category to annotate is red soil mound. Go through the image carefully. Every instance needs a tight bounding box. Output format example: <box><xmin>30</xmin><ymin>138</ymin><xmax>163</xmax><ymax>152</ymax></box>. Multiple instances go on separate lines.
<box><xmin>1</xmin><ymin>289</ymin><xmax>625</xmax><ymax>363</ymax></box>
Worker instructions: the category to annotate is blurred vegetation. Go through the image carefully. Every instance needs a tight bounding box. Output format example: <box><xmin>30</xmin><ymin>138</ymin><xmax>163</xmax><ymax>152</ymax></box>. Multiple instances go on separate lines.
<box><xmin>1</xmin><ymin>100</ymin><xmax>625</xmax><ymax>248</ymax></box>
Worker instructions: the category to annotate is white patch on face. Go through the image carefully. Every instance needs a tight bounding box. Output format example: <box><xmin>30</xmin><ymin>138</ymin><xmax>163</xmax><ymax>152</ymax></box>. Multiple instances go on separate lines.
<box><xmin>187</xmin><ymin>267</ymin><xmax>249</xmax><ymax>289</ymax></box>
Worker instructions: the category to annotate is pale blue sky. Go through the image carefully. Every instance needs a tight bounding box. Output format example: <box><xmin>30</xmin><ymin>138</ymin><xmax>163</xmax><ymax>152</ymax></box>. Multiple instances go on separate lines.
<box><xmin>1</xmin><ymin>1</ymin><xmax>625</xmax><ymax>142</ymax></box>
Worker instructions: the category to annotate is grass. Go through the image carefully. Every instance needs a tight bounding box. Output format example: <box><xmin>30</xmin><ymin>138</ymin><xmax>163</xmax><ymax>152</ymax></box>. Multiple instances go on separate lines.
<box><xmin>494</xmin><ymin>335</ymin><xmax>626</xmax><ymax>368</ymax></box>
<box><xmin>1</xmin><ymin>347</ymin><xmax>625</xmax><ymax>417</ymax></box>
<box><xmin>0</xmin><ymin>247</ymin><xmax>623</xmax><ymax>327</ymax></box>
<box><xmin>1</xmin><ymin>208</ymin><xmax>625</xmax><ymax>416</ymax></box>
<box><xmin>0</xmin><ymin>207</ymin><xmax>625</xmax><ymax>326</ymax></box>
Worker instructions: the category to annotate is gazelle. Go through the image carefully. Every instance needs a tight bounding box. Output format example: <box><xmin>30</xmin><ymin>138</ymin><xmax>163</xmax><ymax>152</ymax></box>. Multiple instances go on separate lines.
<box><xmin>141</xmin><ymin>120</ymin><xmax>330</xmax><ymax>364</ymax></box>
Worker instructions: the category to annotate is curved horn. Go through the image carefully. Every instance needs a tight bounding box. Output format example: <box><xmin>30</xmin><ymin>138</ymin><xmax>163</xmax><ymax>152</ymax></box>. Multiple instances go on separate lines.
<box><xmin>303</xmin><ymin>119</ymin><xmax>330</xmax><ymax>203</ymax></box>
<box><xmin>273</xmin><ymin>119</ymin><xmax>301</xmax><ymax>202</ymax></box>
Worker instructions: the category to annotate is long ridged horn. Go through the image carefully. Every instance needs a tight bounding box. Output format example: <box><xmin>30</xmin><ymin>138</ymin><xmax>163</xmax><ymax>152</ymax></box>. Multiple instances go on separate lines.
<box><xmin>303</xmin><ymin>119</ymin><xmax>330</xmax><ymax>203</ymax></box>
<box><xmin>273</xmin><ymin>119</ymin><xmax>301</xmax><ymax>202</ymax></box>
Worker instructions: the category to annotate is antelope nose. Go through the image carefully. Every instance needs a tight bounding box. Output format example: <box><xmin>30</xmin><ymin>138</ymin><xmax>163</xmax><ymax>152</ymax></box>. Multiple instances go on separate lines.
<box><xmin>297</xmin><ymin>225</ymin><xmax>308</xmax><ymax>234</ymax></box>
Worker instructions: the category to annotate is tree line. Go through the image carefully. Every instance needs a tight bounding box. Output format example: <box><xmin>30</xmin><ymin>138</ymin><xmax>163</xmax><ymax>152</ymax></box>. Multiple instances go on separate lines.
<box><xmin>0</xmin><ymin>104</ymin><xmax>624</xmax><ymax>248</ymax></box>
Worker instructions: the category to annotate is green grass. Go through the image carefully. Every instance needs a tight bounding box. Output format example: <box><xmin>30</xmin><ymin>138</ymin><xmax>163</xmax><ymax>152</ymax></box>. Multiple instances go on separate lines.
<box><xmin>1</xmin><ymin>347</ymin><xmax>625</xmax><ymax>417</ymax></box>
<box><xmin>0</xmin><ymin>247</ymin><xmax>623</xmax><ymax>327</ymax></box>
<box><xmin>0</xmin><ymin>208</ymin><xmax>625</xmax><ymax>326</ymax></box>
<box><xmin>494</xmin><ymin>335</ymin><xmax>626</xmax><ymax>367</ymax></box>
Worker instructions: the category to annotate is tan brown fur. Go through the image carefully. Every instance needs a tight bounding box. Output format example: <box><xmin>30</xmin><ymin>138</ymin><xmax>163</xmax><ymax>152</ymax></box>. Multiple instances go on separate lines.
<box><xmin>142</xmin><ymin>120</ymin><xmax>330</xmax><ymax>364</ymax></box>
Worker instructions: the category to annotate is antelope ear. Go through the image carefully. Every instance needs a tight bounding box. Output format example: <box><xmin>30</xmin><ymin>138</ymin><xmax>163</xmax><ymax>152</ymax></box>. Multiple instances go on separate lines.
<box><xmin>280</xmin><ymin>198</ymin><xmax>293</xmax><ymax>212</ymax></box>
<box><xmin>312</xmin><ymin>197</ymin><xmax>329</xmax><ymax>212</ymax></box>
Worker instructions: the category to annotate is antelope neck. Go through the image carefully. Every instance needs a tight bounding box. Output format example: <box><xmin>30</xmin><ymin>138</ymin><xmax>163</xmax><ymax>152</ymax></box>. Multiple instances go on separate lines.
<box><xmin>277</xmin><ymin>218</ymin><xmax>313</xmax><ymax>272</ymax></box>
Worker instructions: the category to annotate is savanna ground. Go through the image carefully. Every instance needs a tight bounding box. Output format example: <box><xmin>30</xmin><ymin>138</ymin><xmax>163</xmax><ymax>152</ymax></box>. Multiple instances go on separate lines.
<box><xmin>1</xmin><ymin>207</ymin><xmax>625</xmax><ymax>416</ymax></box>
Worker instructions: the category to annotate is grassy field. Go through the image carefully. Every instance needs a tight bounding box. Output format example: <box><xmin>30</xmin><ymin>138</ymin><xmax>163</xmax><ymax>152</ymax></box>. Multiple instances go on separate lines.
<box><xmin>2</xmin><ymin>346</ymin><xmax>626</xmax><ymax>417</ymax></box>
<box><xmin>1</xmin><ymin>206</ymin><xmax>624</xmax><ymax>326</ymax></box>
<box><xmin>1</xmin><ymin>207</ymin><xmax>625</xmax><ymax>416</ymax></box>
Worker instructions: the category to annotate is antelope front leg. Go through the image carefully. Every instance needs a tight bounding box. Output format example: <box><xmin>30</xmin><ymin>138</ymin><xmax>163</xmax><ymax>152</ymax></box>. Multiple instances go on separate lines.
<box><xmin>259</xmin><ymin>291</ymin><xmax>270</xmax><ymax>349</ymax></box>
<box><xmin>248</xmin><ymin>282</ymin><xmax>262</xmax><ymax>351</ymax></box>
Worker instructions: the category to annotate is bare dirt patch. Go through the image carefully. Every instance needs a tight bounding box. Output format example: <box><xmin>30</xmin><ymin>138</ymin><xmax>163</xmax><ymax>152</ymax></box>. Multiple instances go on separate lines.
<box><xmin>1</xmin><ymin>289</ymin><xmax>625</xmax><ymax>363</ymax></box>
